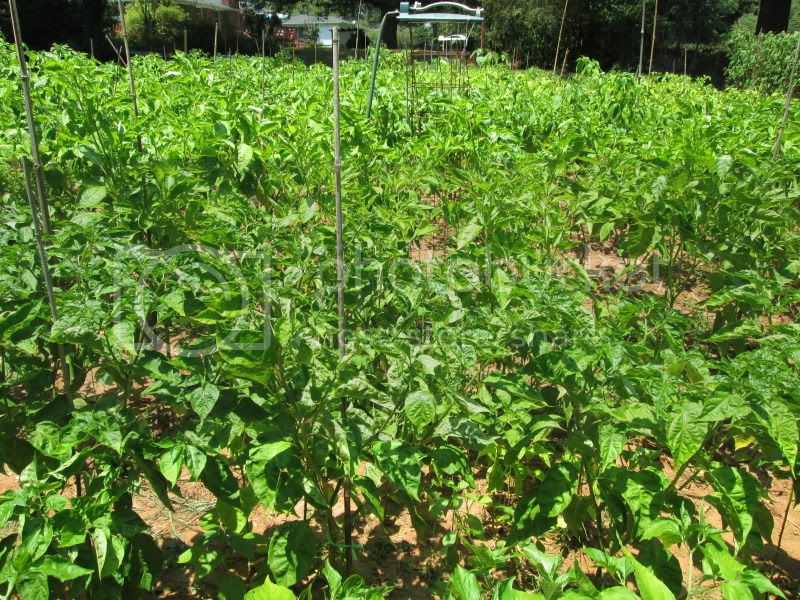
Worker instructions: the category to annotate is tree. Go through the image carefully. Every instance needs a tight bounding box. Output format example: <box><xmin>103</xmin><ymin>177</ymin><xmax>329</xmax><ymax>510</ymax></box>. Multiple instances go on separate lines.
<box><xmin>0</xmin><ymin>0</ymin><xmax>109</xmax><ymax>52</ymax></box>
<box><xmin>756</xmin><ymin>0</ymin><xmax>793</xmax><ymax>32</ymax></box>
<box><xmin>125</xmin><ymin>0</ymin><xmax>187</xmax><ymax>50</ymax></box>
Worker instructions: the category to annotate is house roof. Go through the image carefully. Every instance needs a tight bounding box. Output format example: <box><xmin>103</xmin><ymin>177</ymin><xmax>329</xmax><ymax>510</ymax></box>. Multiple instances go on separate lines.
<box><xmin>280</xmin><ymin>14</ymin><xmax>355</xmax><ymax>28</ymax></box>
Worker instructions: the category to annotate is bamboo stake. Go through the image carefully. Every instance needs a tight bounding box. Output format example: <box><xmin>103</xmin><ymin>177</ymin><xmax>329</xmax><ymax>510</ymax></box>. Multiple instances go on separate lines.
<box><xmin>773</xmin><ymin>33</ymin><xmax>800</xmax><ymax>159</ymax></box>
<box><xmin>332</xmin><ymin>27</ymin><xmax>353</xmax><ymax>576</ymax></box>
<box><xmin>90</xmin><ymin>36</ymin><xmax>94</xmax><ymax>58</ymax></box>
<box><xmin>116</xmin><ymin>0</ymin><xmax>140</xmax><ymax>122</ymax></box>
<box><xmin>637</xmin><ymin>0</ymin><xmax>646</xmax><ymax>78</ymax></box>
<box><xmin>21</xmin><ymin>159</ymin><xmax>72</xmax><ymax>405</ymax></box>
<box><xmin>214</xmin><ymin>21</ymin><xmax>219</xmax><ymax>58</ymax></box>
<box><xmin>8</xmin><ymin>0</ymin><xmax>52</xmax><ymax>235</ymax></box>
<box><xmin>648</xmin><ymin>0</ymin><xmax>659</xmax><ymax>75</ymax></box>
<box><xmin>105</xmin><ymin>34</ymin><xmax>125</xmax><ymax>65</ymax></box>
<box><xmin>560</xmin><ymin>48</ymin><xmax>570</xmax><ymax>77</ymax></box>
<box><xmin>683</xmin><ymin>47</ymin><xmax>688</xmax><ymax>76</ymax></box>
<box><xmin>774</xmin><ymin>485</ymin><xmax>795</xmax><ymax>558</ymax></box>
<box><xmin>553</xmin><ymin>0</ymin><xmax>569</xmax><ymax>74</ymax></box>
<box><xmin>184</xmin><ymin>28</ymin><xmax>188</xmax><ymax>53</ymax></box>
<box><xmin>356</xmin><ymin>0</ymin><xmax>364</xmax><ymax>60</ymax></box>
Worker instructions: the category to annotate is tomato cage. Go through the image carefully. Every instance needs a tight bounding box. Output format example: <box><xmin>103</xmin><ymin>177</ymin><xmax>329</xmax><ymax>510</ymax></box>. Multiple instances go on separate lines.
<box><xmin>366</xmin><ymin>2</ymin><xmax>483</xmax><ymax>130</ymax></box>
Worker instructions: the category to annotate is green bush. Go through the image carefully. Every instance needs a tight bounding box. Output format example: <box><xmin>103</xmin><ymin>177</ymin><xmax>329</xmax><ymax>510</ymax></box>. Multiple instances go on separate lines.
<box><xmin>726</xmin><ymin>28</ymin><xmax>800</xmax><ymax>93</ymax></box>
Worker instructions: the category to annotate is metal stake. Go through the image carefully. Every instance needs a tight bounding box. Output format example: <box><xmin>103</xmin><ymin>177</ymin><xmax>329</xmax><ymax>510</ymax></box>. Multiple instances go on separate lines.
<box><xmin>332</xmin><ymin>27</ymin><xmax>353</xmax><ymax>576</ymax></box>
<box><xmin>8</xmin><ymin>0</ymin><xmax>52</xmax><ymax>235</ymax></box>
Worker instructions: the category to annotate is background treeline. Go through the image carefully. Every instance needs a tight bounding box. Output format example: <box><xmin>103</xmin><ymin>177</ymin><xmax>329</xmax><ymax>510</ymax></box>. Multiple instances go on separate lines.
<box><xmin>0</xmin><ymin>0</ymin><xmax>798</xmax><ymax>90</ymax></box>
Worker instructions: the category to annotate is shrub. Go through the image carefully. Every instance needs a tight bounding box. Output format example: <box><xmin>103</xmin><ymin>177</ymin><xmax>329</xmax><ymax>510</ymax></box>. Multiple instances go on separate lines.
<box><xmin>726</xmin><ymin>28</ymin><xmax>800</xmax><ymax>93</ymax></box>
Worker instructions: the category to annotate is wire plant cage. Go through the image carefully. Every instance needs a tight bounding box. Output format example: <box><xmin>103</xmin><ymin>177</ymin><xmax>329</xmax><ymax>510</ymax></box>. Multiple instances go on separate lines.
<box><xmin>366</xmin><ymin>2</ymin><xmax>483</xmax><ymax>131</ymax></box>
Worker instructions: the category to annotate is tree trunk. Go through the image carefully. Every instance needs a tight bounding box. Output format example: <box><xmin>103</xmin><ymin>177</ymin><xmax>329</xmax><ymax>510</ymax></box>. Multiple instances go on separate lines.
<box><xmin>756</xmin><ymin>0</ymin><xmax>792</xmax><ymax>33</ymax></box>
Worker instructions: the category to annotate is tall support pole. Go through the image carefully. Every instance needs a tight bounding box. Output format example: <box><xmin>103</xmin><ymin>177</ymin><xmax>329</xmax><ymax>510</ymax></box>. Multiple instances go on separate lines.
<box><xmin>648</xmin><ymin>0</ymin><xmax>659</xmax><ymax>75</ymax></box>
<box><xmin>184</xmin><ymin>28</ymin><xmax>188</xmax><ymax>53</ymax></box>
<box><xmin>8</xmin><ymin>0</ymin><xmax>52</xmax><ymax>235</ymax></box>
<box><xmin>21</xmin><ymin>159</ymin><xmax>72</xmax><ymax>406</ymax></box>
<box><xmin>366</xmin><ymin>11</ymin><xmax>399</xmax><ymax>118</ymax></box>
<box><xmin>637</xmin><ymin>0</ymin><xmax>646</xmax><ymax>78</ymax></box>
<box><xmin>773</xmin><ymin>33</ymin><xmax>800</xmax><ymax>159</ymax></box>
<box><xmin>214</xmin><ymin>20</ymin><xmax>219</xmax><ymax>58</ymax></box>
<box><xmin>553</xmin><ymin>0</ymin><xmax>569</xmax><ymax>74</ymax></box>
<box><xmin>116</xmin><ymin>0</ymin><xmax>140</xmax><ymax>123</ymax></box>
<box><xmin>332</xmin><ymin>27</ymin><xmax>353</xmax><ymax>576</ymax></box>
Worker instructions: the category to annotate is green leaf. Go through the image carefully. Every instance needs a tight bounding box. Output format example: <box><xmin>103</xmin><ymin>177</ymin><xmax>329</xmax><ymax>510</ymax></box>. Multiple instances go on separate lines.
<box><xmin>599</xmin><ymin>423</ymin><xmax>625</xmax><ymax>471</ymax></box>
<box><xmin>456</xmin><ymin>220</ymin><xmax>482</xmax><ymax>250</ymax></box>
<box><xmin>598</xmin><ymin>588</ymin><xmax>639</xmax><ymax>600</ymax></box>
<box><xmin>707</xmin><ymin>320</ymin><xmax>761</xmax><ymax>344</ymax></box>
<box><xmin>721</xmin><ymin>580</ymin><xmax>754</xmax><ymax>600</ymax></box>
<box><xmin>373</xmin><ymin>440</ymin><xmax>422</xmax><ymax>502</ymax></box>
<box><xmin>159</xmin><ymin>445</ymin><xmax>184</xmax><ymax>487</ymax></box>
<box><xmin>511</xmin><ymin>462</ymin><xmax>580</xmax><ymax>542</ymax></box>
<box><xmin>187</xmin><ymin>382</ymin><xmax>220</xmax><ymax>421</ymax></box>
<box><xmin>322</xmin><ymin>560</ymin><xmax>342</xmax><ymax>598</ymax></box>
<box><xmin>666</xmin><ymin>402</ymin><xmax>706</xmax><ymax>471</ymax></box>
<box><xmin>492</xmin><ymin>267</ymin><xmax>513</xmax><ymax>309</ymax></box>
<box><xmin>244</xmin><ymin>577</ymin><xmax>297</xmax><ymax>600</ymax></box>
<box><xmin>17</xmin><ymin>573</ymin><xmax>48</xmax><ymax>600</ymax></box>
<box><xmin>623</xmin><ymin>549</ymin><xmax>676</xmax><ymax>600</ymax></box>
<box><xmin>764</xmin><ymin>399</ymin><xmax>798</xmax><ymax>470</ymax></box>
<box><xmin>92</xmin><ymin>527</ymin><xmax>109</xmax><ymax>574</ymax></box>
<box><xmin>450</xmin><ymin>565</ymin><xmax>481</xmax><ymax>600</ymax></box>
<box><xmin>237</xmin><ymin>143</ymin><xmax>254</xmax><ymax>172</ymax></box>
<box><xmin>416</xmin><ymin>354</ymin><xmax>441</xmax><ymax>375</ymax></box>
<box><xmin>33</xmin><ymin>556</ymin><xmax>93</xmax><ymax>581</ymax></box>
<box><xmin>108</xmin><ymin>321</ymin><xmax>137</xmax><ymax>356</ymax></box>
<box><xmin>185</xmin><ymin>445</ymin><xmax>208</xmax><ymax>479</ymax></box>
<box><xmin>268</xmin><ymin>521</ymin><xmax>316</xmax><ymax>587</ymax></box>
<box><xmin>78</xmin><ymin>185</ymin><xmax>107</xmax><ymax>207</ymax></box>
<box><xmin>404</xmin><ymin>390</ymin><xmax>436</xmax><ymax>431</ymax></box>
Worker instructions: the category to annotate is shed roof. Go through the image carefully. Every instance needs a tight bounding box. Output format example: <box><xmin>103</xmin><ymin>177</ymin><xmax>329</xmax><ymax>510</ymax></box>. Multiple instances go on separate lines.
<box><xmin>281</xmin><ymin>14</ymin><xmax>355</xmax><ymax>28</ymax></box>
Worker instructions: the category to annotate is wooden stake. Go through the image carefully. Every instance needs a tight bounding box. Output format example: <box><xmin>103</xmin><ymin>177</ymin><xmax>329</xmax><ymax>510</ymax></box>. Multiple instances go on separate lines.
<box><xmin>684</xmin><ymin>47</ymin><xmax>688</xmax><ymax>76</ymax></box>
<box><xmin>116</xmin><ymin>0</ymin><xmax>140</xmax><ymax>122</ymax></box>
<box><xmin>214</xmin><ymin>21</ymin><xmax>219</xmax><ymax>58</ymax></box>
<box><xmin>8</xmin><ymin>0</ymin><xmax>52</xmax><ymax>235</ymax></box>
<box><xmin>332</xmin><ymin>27</ymin><xmax>353</xmax><ymax>576</ymax></box>
<box><xmin>637</xmin><ymin>0</ymin><xmax>646</xmax><ymax>78</ymax></box>
<box><xmin>773</xmin><ymin>33</ymin><xmax>800</xmax><ymax>159</ymax></box>
<box><xmin>105</xmin><ymin>34</ymin><xmax>125</xmax><ymax>65</ymax></box>
<box><xmin>560</xmin><ymin>48</ymin><xmax>570</xmax><ymax>77</ymax></box>
<box><xmin>90</xmin><ymin>36</ymin><xmax>94</xmax><ymax>58</ymax></box>
<box><xmin>553</xmin><ymin>0</ymin><xmax>569</xmax><ymax>74</ymax></box>
<box><xmin>184</xmin><ymin>28</ymin><xmax>188</xmax><ymax>53</ymax></box>
<box><xmin>648</xmin><ymin>0</ymin><xmax>659</xmax><ymax>75</ymax></box>
<box><xmin>21</xmin><ymin>158</ymin><xmax>72</xmax><ymax>405</ymax></box>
